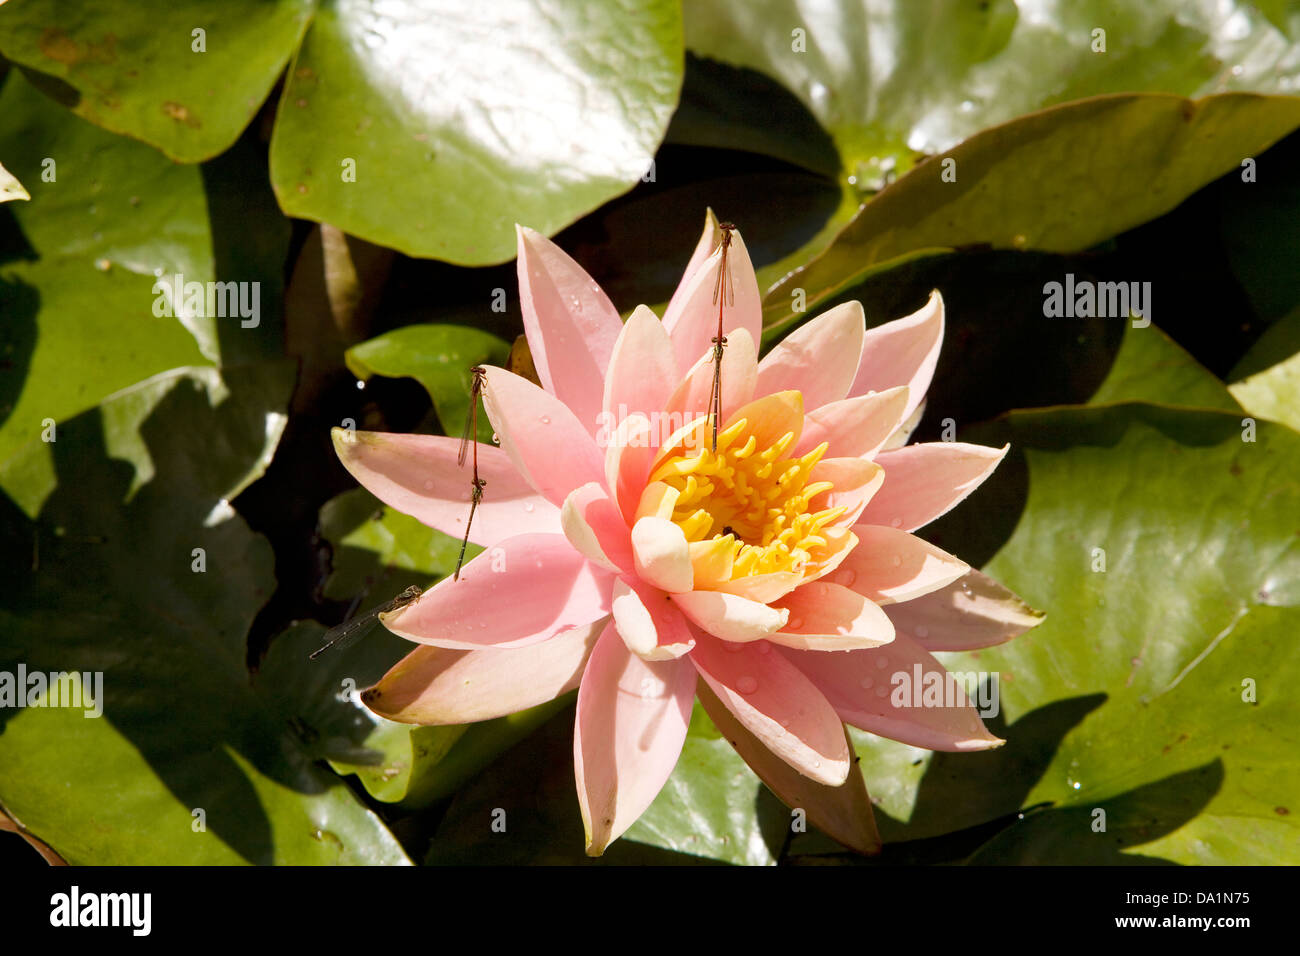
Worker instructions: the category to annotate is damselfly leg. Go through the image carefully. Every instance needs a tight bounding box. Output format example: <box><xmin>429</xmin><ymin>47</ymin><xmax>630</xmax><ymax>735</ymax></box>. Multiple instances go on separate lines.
<box><xmin>454</xmin><ymin>366</ymin><xmax>488</xmax><ymax>580</ymax></box>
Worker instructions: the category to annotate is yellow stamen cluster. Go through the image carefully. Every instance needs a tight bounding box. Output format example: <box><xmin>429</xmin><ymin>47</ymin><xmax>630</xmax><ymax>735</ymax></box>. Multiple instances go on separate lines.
<box><xmin>648</xmin><ymin>417</ymin><xmax>846</xmax><ymax>580</ymax></box>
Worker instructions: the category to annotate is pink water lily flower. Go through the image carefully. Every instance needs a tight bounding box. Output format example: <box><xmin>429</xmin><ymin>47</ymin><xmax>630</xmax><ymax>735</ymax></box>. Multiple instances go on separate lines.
<box><xmin>334</xmin><ymin>215</ymin><xmax>1044</xmax><ymax>856</ymax></box>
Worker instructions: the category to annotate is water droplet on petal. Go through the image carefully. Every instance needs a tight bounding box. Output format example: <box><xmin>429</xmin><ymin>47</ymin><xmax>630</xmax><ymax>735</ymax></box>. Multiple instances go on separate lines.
<box><xmin>890</xmin><ymin>517</ymin><xmax>903</xmax><ymax>528</ymax></box>
<box><xmin>723</xmin><ymin>641</ymin><xmax>744</xmax><ymax>654</ymax></box>
<box><xmin>736</xmin><ymin>675</ymin><xmax>758</xmax><ymax>694</ymax></box>
<box><xmin>859</xmin><ymin>676</ymin><xmax>874</xmax><ymax>690</ymax></box>
<box><xmin>540</xmin><ymin>415</ymin><xmax>551</xmax><ymax>425</ymax></box>
<box><xmin>891</xmin><ymin>554</ymin><xmax>902</xmax><ymax>567</ymax></box>
<box><xmin>875</xmin><ymin>686</ymin><xmax>888</xmax><ymax>698</ymax></box>
<box><xmin>875</xmin><ymin>656</ymin><xmax>889</xmax><ymax>670</ymax></box>
<box><xmin>523</xmin><ymin>502</ymin><xmax>535</xmax><ymax>513</ymax></box>
<box><xmin>788</xmin><ymin>616</ymin><xmax>804</xmax><ymax>630</ymax></box>
<box><xmin>756</xmin><ymin>642</ymin><xmax>770</xmax><ymax>654</ymax></box>
<box><xmin>915</xmin><ymin>625</ymin><xmax>929</xmax><ymax>638</ymax></box>
<box><xmin>836</xmin><ymin>569</ymin><xmax>856</xmax><ymax>587</ymax></box>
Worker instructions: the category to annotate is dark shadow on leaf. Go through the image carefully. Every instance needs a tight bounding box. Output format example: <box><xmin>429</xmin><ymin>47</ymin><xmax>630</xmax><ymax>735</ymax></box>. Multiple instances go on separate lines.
<box><xmin>667</xmin><ymin>54</ymin><xmax>842</xmax><ymax>179</ymax></box>
<box><xmin>0</xmin><ymin>275</ymin><xmax>37</xmax><ymax>435</ymax></box>
<box><xmin>199</xmin><ymin>122</ymin><xmax>290</xmax><ymax>366</ymax></box>
<box><xmin>789</xmin><ymin>699</ymin><xmax>1222</xmax><ymax>865</ymax></box>
<box><xmin>14</xmin><ymin>66</ymin><xmax>81</xmax><ymax>111</ymax></box>
<box><xmin>0</xmin><ymin>367</ymin><xmax>346</xmax><ymax>863</ymax></box>
<box><xmin>887</xmin><ymin>693</ymin><xmax>1108</xmax><ymax>841</ymax></box>
<box><xmin>961</xmin><ymin>759</ymin><xmax>1224</xmax><ymax>864</ymax></box>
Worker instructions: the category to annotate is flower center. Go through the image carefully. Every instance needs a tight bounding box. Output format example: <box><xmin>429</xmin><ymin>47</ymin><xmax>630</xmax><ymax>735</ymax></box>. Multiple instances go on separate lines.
<box><xmin>647</xmin><ymin>414</ymin><xmax>846</xmax><ymax>581</ymax></box>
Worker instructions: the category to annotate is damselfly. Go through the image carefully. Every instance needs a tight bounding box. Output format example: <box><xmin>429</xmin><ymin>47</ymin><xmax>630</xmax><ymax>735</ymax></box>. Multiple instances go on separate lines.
<box><xmin>454</xmin><ymin>366</ymin><xmax>489</xmax><ymax>580</ymax></box>
<box><xmin>308</xmin><ymin>584</ymin><xmax>423</xmax><ymax>660</ymax></box>
<box><xmin>708</xmin><ymin>222</ymin><xmax>737</xmax><ymax>452</ymax></box>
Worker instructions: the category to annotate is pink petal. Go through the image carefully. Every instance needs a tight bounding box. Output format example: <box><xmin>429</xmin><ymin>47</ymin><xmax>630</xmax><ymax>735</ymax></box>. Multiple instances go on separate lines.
<box><xmin>482</xmin><ymin>367</ymin><xmax>606</xmax><ymax>508</ymax></box>
<box><xmin>886</xmin><ymin>570</ymin><xmax>1046</xmax><ymax>652</ymax></box>
<box><xmin>690</xmin><ymin>631</ymin><xmax>851</xmax><ymax>785</ymax></box>
<box><xmin>807</xmin><ymin>457</ymin><xmax>884</xmax><ymax>526</ymax></box>
<box><xmin>575</xmin><ymin>624</ymin><xmax>696</xmax><ymax>856</ymax></box>
<box><xmin>880</xmin><ymin>396</ymin><xmax>926</xmax><ymax>452</ymax></box>
<box><xmin>781</xmin><ymin>634</ymin><xmax>1003</xmax><ymax>751</ymax></box>
<box><xmin>561</xmin><ymin>482</ymin><xmax>634</xmax><ymax>573</ymax></box>
<box><xmin>382</xmin><ymin>533</ymin><xmax>612</xmax><ymax>649</ymax></box>
<box><xmin>606</xmin><ymin>413</ymin><xmax>657</xmax><ymax>523</ymax></box>
<box><xmin>666</xmin><ymin>210</ymin><xmax>723</xmax><ymax>318</ymax></box>
<box><xmin>602</xmin><ymin>305</ymin><xmax>677</xmax><ymax>432</ymax></box>
<box><xmin>755</xmin><ymin>301</ymin><xmax>866</xmax><ymax>411</ymax></box>
<box><xmin>664</xmin><ymin>328</ymin><xmax>758</xmax><ymax>426</ymax></box>
<box><xmin>828</xmin><ymin>524</ymin><xmax>969</xmax><ymax>605</ymax></box>
<box><xmin>630</xmin><ymin>516</ymin><xmax>694</xmax><ymax>593</ymax></box>
<box><xmin>769</xmin><ymin>581</ymin><xmax>895</xmax><ymax>651</ymax></box>
<box><xmin>714</xmin><ymin>571</ymin><xmax>803</xmax><ymax>604</ymax></box>
<box><xmin>696</xmin><ymin>683</ymin><xmax>880</xmax><ymax>855</ymax></box>
<box><xmin>859</xmin><ymin>442</ymin><xmax>1008</xmax><ymax>532</ymax></box>
<box><xmin>662</xmin><ymin>228</ymin><xmax>762</xmax><ymax>377</ymax></box>
<box><xmin>794</xmin><ymin>386</ymin><xmax>910</xmax><ymax>459</ymax></box>
<box><xmin>332</xmin><ymin>428</ymin><xmax>559</xmax><ymax>546</ymax></box>
<box><xmin>362</xmin><ymin>620</ymin><xmax>603</xmax><ymax>724</ymax></box>
<box><xmin>801</xmin><ymin>526</ymin><xmax>858</xmax><ymax>586</ymax></box>
<box><xmin>672</xmin><ymin>589</ymin><xmax>788</xmax><ymax>643</ymax></box>
<box><xmin>849</xmin><ymin>290</ymin><xmax>944</xmax><ymax>421</ymax></box>
<box><xmin>610</xmin><ymin>577</ymin><xmax>696</xmax><ymax>660</ymax></box>
<box><xmin>515</xmin><ymin>226</ymin><xmax>623</xmax><ymax>436</ymax></box>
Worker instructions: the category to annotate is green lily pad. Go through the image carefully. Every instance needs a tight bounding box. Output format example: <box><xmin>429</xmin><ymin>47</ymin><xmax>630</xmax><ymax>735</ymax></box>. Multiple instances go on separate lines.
<box><xmin>270</xmin><ymin>0</ymin><xmax>684</xmax><ymax>264</ymax></box>
<box><xmin>0</xmin><ymin>363</ymin><xmax>410</xmax><ymax>864</ymax></box>
<box><xmin>763</xmin><ymin>92</ymin><xmax>1300</xmax><ymax>328</ymax></box>
<box><xmin>1089</xmin><ymin>322</ymin><xmax>1242</xmax><ymax>411</ymax></box>
<box><xmin>1228</xmin><ymin>305</ymin><xmax>1300</xmax><ymax>431</ymax></box>
<box><xmin>345</xmin><ymin>325</ymin><xmax>511</xmax><ymax>443</ymax></box>
<box><xmin>0</xmin><ymin>70</ymin><xmax>289</xmax><ymax>465</ymax></box>
<box><xmin>688</xmin><ymin>0</ymin><xmax>1300</xmax><ymax>187</ymax></box>
<box><xmin>0</xmin><ymin>0</ymin><xmax>316</xmax><ymax>162</ymax></box>
<box><xmin>866</xmin><ymin>402</ymin><xmax>1300</xmax><ymax>863</ymax></box>
<box><xmin>0</xmin><ymin>70</ymin><xmax>216</xmax><ymax>463</ymax></box>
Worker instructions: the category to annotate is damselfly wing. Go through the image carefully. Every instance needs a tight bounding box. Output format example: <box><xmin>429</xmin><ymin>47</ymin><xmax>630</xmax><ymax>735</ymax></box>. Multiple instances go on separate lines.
<box><xmin>708</xmin><ymin>222</ymin><xmax>737</xmax><ymax>452</ymax></box>
<box><xmin>309</xmin><ymin>584</ymin><xmax>423</xmax><ymax>660</ymax></box>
